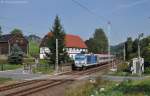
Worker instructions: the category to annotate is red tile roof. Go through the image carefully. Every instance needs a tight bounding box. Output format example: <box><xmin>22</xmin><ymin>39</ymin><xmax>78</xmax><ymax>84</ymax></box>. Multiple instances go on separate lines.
<box><xmin>47</xmin><ymin>32</ymin><xmax>87</xmax><ymax>48</ymax></box>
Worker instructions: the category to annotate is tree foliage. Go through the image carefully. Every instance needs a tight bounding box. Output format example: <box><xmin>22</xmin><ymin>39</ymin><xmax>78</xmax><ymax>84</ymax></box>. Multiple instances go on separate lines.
<box><xmin>125</xmin><ymin>37</ymin><xmax>133</xmax><ymax>60</ymax></box>
<box><xmin>0</xmin><ymin>26</ymin><xmax>2</xmax><ymax>37</ymax></box>
<box><xmin>10</xmin><ymin>28</ymin><xmax>23</xmax><ymax>36</ymax></box>
<box><xmin>29</xmin><ymin>40</ymin><xmax>39</xmax><ymax>57</ymax></box>
<box><xmin>112</xmin><ymin>36</ymin><xmax>150</xmax><ymax>62</ymax></box>
<box><xmin>8</xmin><ymin>44</ymin><xmax>24</xmax><ymax>64</ymax></box>
<box><xmin>85</xmin><ymin>28</ymin><xmax>108</xmax><ymax>53</ymax></box>
<box><xmin>47</xmin><ymin>16</ymin><xmax>69</xmax><ymax>67</ymax></box>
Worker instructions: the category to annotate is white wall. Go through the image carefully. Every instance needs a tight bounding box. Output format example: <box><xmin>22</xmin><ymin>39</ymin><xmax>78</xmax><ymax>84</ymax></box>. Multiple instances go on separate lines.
<box><xmin>40</xmin><ymin>47</ymin><xmax>88</xmax><ymax>60</ymax></box>
<box><xmin>40</xmin><ymin>47</ymin><xmax>50</xmax><ymax>59</ymax></box>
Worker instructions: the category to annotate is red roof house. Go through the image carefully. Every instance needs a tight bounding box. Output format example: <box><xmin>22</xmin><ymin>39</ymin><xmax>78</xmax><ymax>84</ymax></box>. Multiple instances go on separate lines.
<box><xmin>65</xmin><ymin>34</ymin><xmax>87</xmax><ymax>48</ymax></box>
<box><xmin>40</xmin><ymin>32</ymin><xmax>87</xmax><ymax>59</ymax></box>
<box><xmin>40</xmin><ymin>32</ymin><xmax>87</xmax><ymax>49</ymax></box>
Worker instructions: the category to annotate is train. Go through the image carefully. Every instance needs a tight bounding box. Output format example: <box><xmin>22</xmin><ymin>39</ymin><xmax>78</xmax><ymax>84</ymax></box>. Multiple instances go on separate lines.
<box><xmin>72</xmin><ymin>53</ymin><xmax>114</xmax><ymax>70</ymax></box>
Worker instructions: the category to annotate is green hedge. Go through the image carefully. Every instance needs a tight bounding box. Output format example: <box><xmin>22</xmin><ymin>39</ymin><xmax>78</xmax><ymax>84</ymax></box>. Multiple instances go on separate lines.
<box><xmin>0</xmin><ymin>58</ymin><xmax>36</xmax><ymax>65</ymax></box>
<box><xmin>23</xmin><ymin>58</ymin><xmax>35</xmax><ymax>64</ymax></box>
<box><xmin>0</xmin><ymin>59</ymin><xmax>8</xmax><ymax>64</ymax></box>
<box><xmin>144</xmin><ymin>67</ymin><xmax>150</xmax><ymax>74</ymax></box>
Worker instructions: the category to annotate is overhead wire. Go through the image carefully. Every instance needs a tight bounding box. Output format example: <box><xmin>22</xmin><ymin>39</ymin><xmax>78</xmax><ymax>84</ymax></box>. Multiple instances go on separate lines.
<box><xmin>71</xmin><ymin>0</ymin><xmax>108</xmax><ymax>22</ymax></box>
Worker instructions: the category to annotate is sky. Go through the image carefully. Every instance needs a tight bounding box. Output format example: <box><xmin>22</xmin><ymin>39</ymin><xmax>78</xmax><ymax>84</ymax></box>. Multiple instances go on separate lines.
<box><xmin>0</xmin><ymin>0</ymin><xmax>150</xmax><ymax>45</ymax></box>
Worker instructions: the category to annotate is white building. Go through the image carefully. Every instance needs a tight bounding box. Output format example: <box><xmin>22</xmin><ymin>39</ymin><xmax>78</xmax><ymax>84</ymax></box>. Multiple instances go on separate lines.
<box><xmin>40</xmin><ymin>32</ymin><xmax>88</xmax><ymax>59</ymax></box>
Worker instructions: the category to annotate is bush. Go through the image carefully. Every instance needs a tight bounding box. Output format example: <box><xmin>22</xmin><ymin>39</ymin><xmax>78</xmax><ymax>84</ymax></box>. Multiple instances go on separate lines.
<box><xmin>23</xmin><ymin>58</ymin><xmax>35</xmax><ymax>64</ymax></box>
<box><xmin>39</xmin><ymin>59</ymin><xmax>48</xmax><ymax>65</ymax></box>
<box><xmin>144</xmin><ymin>67</ymin><xmax>150</xmax><ymax>74</ymax></box>
<box><xmin>118</xmin><ymin>62</ymin><xmax>130</xmax><ymax>72</ymax></box>
<box><xmin>8</xmin><ymin>55</ymin><xmax>23</xmax><ymax>64</ymax></box>
<box><xmin>0</xmin><ymin>59</ymin><xmax>8</xmax><ymax>64</ymax></box>
<box><xmin>8</xmin><ymin>44</ymin><xmax>23</xmax><ymax>64</ymax></box>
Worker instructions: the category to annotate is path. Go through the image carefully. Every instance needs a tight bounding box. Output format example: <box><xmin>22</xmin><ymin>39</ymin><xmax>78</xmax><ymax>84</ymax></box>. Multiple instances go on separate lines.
<box><xmin>0</xmin><ymin>68</ymin><xmax>50</xmax><ymax>80</ymax></box>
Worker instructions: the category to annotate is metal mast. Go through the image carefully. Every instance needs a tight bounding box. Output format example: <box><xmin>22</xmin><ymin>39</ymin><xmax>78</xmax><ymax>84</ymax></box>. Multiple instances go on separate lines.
<box><xmin>55</xmin><ymin>38</ymin><xmax>59</xmax><ymax>74</ymax></box>
<box><xmin>107</xmin><ymin>21</ymin><xmax>112</xmax><ymax>67</ymax></box>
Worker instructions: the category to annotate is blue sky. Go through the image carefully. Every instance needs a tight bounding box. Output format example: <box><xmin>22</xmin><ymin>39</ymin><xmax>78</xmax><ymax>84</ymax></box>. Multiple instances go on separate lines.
<box><xmin>0</xmin><ymin>0</ymin><xmax>150</xmax><ymax>45</ymax></box>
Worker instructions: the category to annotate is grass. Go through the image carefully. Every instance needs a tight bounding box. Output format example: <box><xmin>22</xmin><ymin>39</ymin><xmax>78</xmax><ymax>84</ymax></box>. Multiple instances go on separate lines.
<box><xmin>65</xmin><ymin>78</ymin><xmax>150</xmax><ymax>96</ymax></box>
<box><xmin>32</xmin><ymin>60</ymin><xmax>54</xmax><ymax>74</ymax></box>
<box><xmin>0</xmin><ymin>64</ymin><xmax>22</xmax><ymax>71</ymax></box>
<box><xmin>65</xmin><ymin>81</ymin><xmax>94</xmax><ymax>96</ymax></box>
<box><xmin>32</xmin><ymin>66</ymin><xmax>54</xmax><ymax>74</ymax></box>
<box><xmin>108</xmin><ymin>62</ymin><xmax>140</xmax><ymax>76</ymax></box>
<box><xmin>108</xmin><ymin>71</ymin><xmax>140</xmax><ymax>77</ymax></box>
<box><xmin>32</xmin><ymin>59</ymin><xmax>54</xmax><ymax>74</ymax></box>
<box><xmin>0</xmin><ymin>77</ymin><xmax>13</xmax><ymax>84</ymax></box>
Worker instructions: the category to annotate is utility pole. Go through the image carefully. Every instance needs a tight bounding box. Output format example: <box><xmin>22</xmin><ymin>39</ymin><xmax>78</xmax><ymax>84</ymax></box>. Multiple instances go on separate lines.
<box><xmin>138</xmin><ymin>33</ymin><xmax>143</xmax><ymax>58</ymax></box>
<box><xmin>55</xmin><ymin>39</ymin><xmax>59</xmax><ymax>74</ymax></box>
<box><xmin>137</xmin><ymin>33</ymin><xmax>144</xmax><ymax>76</ymax></box>
<box><xmin>107</xmin><ymin>21</ymin><xmax>113</xmax><ymax>68</ymax></box>
<box><xmin>123</xmin><ymin>43</ymin><xmax>126</xmax><ymax>61</ymax></box>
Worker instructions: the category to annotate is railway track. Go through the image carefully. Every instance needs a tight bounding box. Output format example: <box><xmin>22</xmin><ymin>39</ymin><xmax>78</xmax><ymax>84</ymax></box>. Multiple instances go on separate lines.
<box><xmin>0</xmin><ymin>79</ymin><xmax>73</xmax><ymax>96</ymax></box>
<box><xmin>0</xmin><ymin>63</ymin><xmax>112</xmax><ymax>96</ymax></box>
<box><xmin>0</xmin><ymin>79</ymin><xmax>45</xmax><ymax>92</ymax></box>
<box><xmin>60</xmin><ymin>63</ymin><xmax>111</xmax><ymax>76</ymax></box>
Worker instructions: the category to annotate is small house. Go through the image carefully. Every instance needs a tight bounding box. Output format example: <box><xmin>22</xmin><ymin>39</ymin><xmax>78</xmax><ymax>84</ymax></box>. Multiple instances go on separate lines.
<box><xmin>0</xmin><ymin>34</ymin><xmax>29</xmax><ymax>55</ymax></box>
<box><xmin>40</xmin><ymin>32</ymin><xmax>88</xmax><ymax>59</ymax></box>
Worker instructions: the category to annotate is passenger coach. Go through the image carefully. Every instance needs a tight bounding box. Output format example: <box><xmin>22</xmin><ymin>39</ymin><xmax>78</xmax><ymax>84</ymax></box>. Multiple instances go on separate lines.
<box><xmin>72</xmin><ymin>53</ymin><xmax>114</xmax><ymax>70</ymax></box>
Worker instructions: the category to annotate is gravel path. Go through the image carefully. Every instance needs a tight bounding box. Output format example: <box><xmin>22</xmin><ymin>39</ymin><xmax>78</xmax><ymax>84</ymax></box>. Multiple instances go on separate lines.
<box><xmin>0</xmin><ymin>68</ymin><xmax>49</xmax><ymax>80</ymax></box>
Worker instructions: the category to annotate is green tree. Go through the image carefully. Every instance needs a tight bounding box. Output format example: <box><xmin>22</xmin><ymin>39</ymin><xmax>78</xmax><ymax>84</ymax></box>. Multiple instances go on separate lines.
<box><xmin>132</xmin><ymin>38</ymin><xmax>138</xmax><ymax>53</ymax></box>
<box><xmin>142</xmin><ymin>46</ymin><xmax>150</xmax><ymax>61</ymax></box>
<box><xmin>125</xmin><ymin>37</ymin><xmax>133</xmax><ymax>60</ymax></box>
<box><xmin>10</xmin><ymin>28</ymin><xmax>23</xmax><ymax>36</ymax></box>
<box><xmin>141</xmin><ymin>36</ymin><xmax>150</xmax><ymax>61</ymax></box>
<box><xmin>8</xmin><ymin>44</ymin><xmax>23</xmax><ymax>64</ymax></box>
<box><xmin>29</xmin><ymin>40</ymin><xmax>39</xmax><ymax>57</ymax></box>
<box><xmin>0</xmin><ymin>26</ymin><xmax>2</xmax><ymax>37</ymax></box>
<box><xmin>85</xmin><ymin>38</ymin><xmax>96</xmax><ymax>53</ymax></box>
<box><xmin>47</xmin><ymin>16</ymin><xmax>68</xmax><ymax>68</ymax></box>
<box><xmin>85</xmin><ymin>28</ymin><xmax>108</xmax><ymax>53</ymax></box>
<box><xmin>112</xmin><ymin>35</ymin><xmax>150</xmax><ymax>62</ymax></box>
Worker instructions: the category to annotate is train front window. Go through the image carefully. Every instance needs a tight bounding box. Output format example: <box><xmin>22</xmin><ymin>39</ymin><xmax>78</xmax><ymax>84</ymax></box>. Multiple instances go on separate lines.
<box><xmin>75</xmin><ymin>56</ymin><xmax>85</xmax><ymax>61</ymax></box>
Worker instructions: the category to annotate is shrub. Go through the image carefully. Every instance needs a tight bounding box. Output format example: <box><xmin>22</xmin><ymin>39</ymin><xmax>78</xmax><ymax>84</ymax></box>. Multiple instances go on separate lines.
<box><xmin>118</xmin><ymin>62</ymin><xmax>130</xmax><ymax>72</ymax></box>
<box><xmin>8</xmin><ymin>44</ymin><xmax>23</xmax><ymax>64</ymax></box>
<box><xmin>23</xmin><ymin>58</ymin><xmax>35</xmax><ymax>64</ymax></box>
<box><xmin>0</xmin><ymin>59</ymin><xmax>8</xmax><ymax>64</ymax></box>
<box><xmin>144</xmin><ymin>67</ymin><xmax>150</xmax><ymax>74</ymax></box>
<box><xmin>39</xmin><ymin>59</ymin><xmax>48</xmax><ymax>65</ymax></box>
